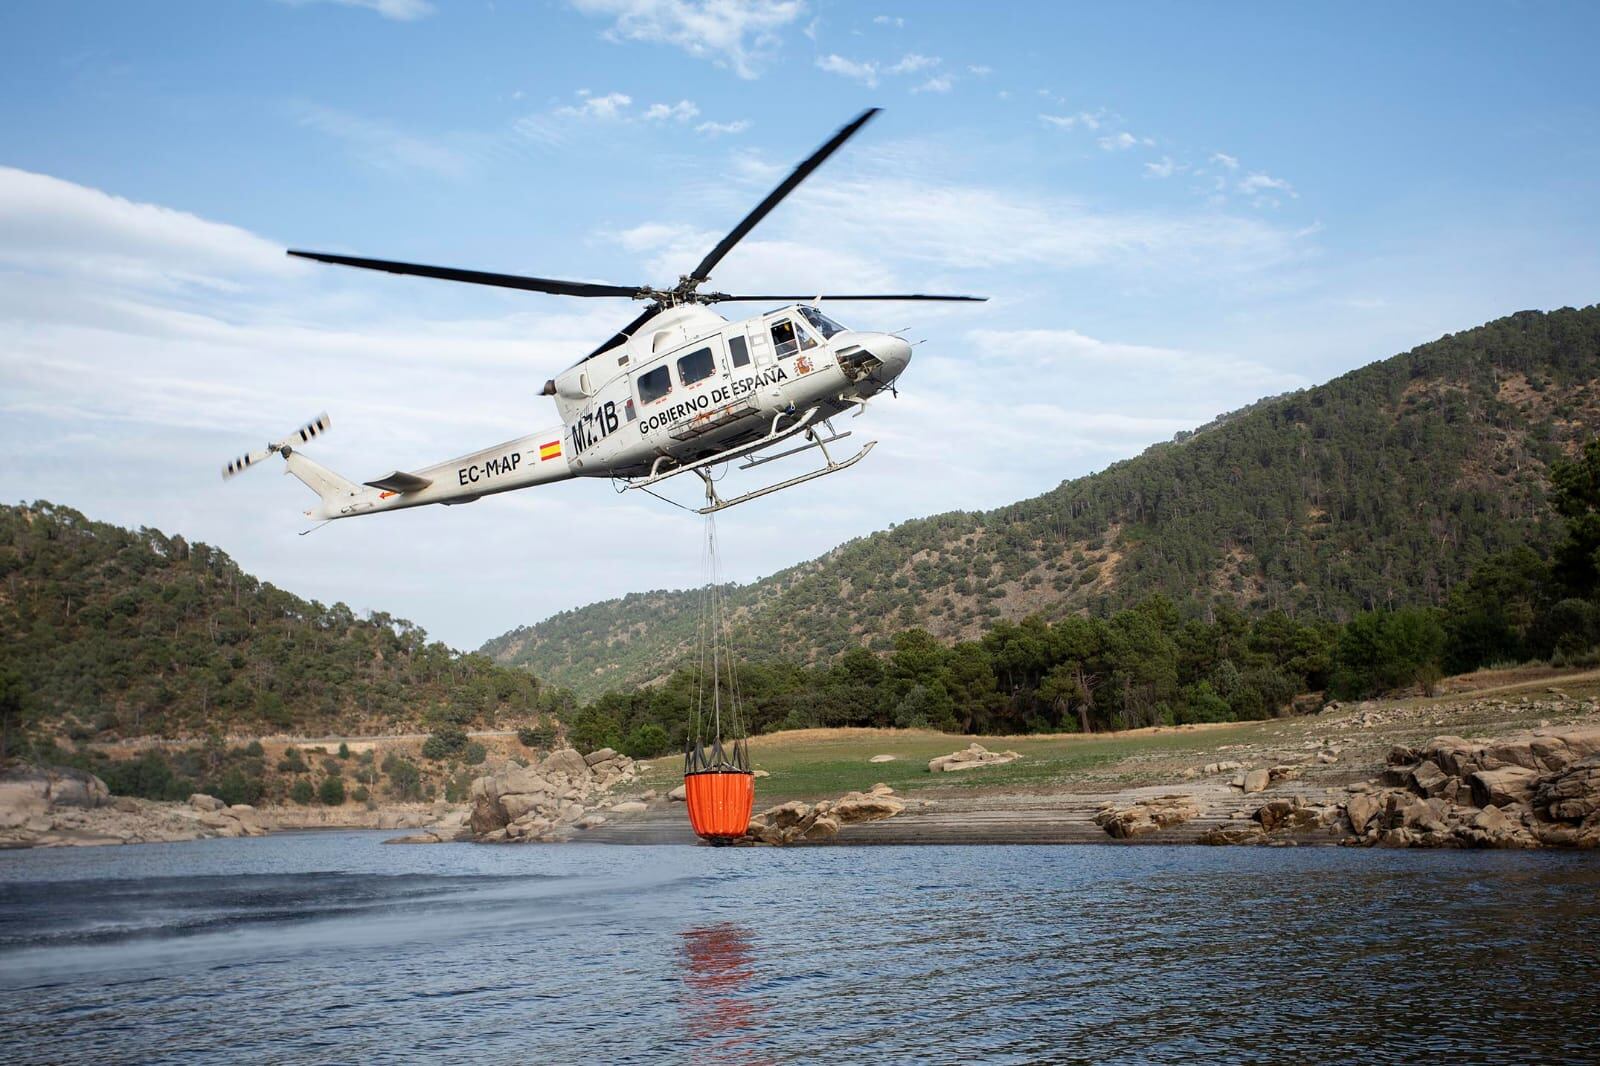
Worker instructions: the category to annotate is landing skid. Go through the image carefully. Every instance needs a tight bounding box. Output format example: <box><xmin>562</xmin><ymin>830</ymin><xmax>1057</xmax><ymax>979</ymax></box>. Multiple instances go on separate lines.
<box><xmin>616</xmin><ymin>406</ymin><xmax>876</xmax><ymax>514</ymax></box>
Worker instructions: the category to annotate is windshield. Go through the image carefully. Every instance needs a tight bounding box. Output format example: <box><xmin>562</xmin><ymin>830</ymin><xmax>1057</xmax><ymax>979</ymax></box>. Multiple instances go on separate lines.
<box><xmin>799</xmin><ymin>306</ymin><xmax>848</xmax><ymax>339</ymax></box>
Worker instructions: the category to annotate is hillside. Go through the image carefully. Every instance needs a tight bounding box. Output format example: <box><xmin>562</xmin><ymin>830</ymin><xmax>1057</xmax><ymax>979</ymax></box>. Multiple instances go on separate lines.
<box><xmin>484</xmin><ymin>305</ymin><xmax>1600</xmax><ymax>698</ymax></box>
<box><xmin>0</xmin><ymin>502</ymin><xmax>560</xmax><ymax>739</ymax></box>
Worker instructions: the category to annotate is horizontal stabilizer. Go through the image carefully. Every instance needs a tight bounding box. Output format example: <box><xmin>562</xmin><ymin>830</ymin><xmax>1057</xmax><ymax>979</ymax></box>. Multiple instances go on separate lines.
<box><xmin>364</xmin><ymin>471</ymin><xmax>433</xmax><ymax>494</ymax></box>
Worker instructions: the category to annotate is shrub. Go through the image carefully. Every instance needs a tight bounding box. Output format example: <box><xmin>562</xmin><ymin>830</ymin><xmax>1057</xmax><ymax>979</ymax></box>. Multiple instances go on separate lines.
<box><xmin>421</xmin><ymin>727</ymin><xmax>468</xmax><ymax>761</ymax></box>
<box><xmin>621</xmin><ymin>723</ymin><xmax>670</xmax><ymax>759</ymax></box>
<box><xmin>243</xmin><ymin>740</ymin><xmax>265</xmax><ymax>758</ymax></box>
<box><xmin>386</xmin><ymin>757</ymin><xmax>423</xmax><ymax>801</ymax></box>
<box><xmin>337</xmin><ymin>742</ymin><xmax>350</xmax><ymax>760</ymax></box>
<box><xmin>277</xmin><ymin>748</ymin><xmax>308</xmax><ymax>773</ymax></box>
<box><xmin>351</xmin><ymin>785</ymin><xmax>370</xmax><ymax>804</ymax></box>
<box><xmin>517</xmin><ymin>723</ymin><xmax>556</xmax><ymax>748</ymax></box>
<box><xmin>463</xmin><ymin>741</ymin><xmax>487</xmax><ymax>765</ymax></box>
<box><xmin>212</xmin><ymin>767</ymin><xmax>264</xmax><ymax>807</ymax></box>
<box><xmin>289</xmin><ymin>779</ymin><xmax>315</xmax><ymax>805</ymax></box>
<box><xmin>318</xmin><ymin>776</ymin><xmax>346</xmax><ymax>806</ymax></box>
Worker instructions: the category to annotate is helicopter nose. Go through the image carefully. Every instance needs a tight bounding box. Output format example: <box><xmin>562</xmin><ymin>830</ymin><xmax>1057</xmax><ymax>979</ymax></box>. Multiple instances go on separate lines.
<box><xmin>865</xmin><ymin>333</ymin><xmax>912</xmax><ymax>378</ymax></box>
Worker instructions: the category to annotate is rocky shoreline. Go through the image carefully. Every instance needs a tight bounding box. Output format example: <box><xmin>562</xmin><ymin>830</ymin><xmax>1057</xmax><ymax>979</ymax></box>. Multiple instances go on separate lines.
<box><xmin>9</xmin><ymin>696</ymin><xmax>1600</xmax><ymax>850</ymax></box>
<box><xmin>0</xmin><ymin>763</ymin><xmax>455</xmax><ymax>848</ymax></box>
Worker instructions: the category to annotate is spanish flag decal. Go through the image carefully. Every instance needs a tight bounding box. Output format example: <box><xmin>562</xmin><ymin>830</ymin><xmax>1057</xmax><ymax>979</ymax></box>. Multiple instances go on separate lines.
<box><xmin>539</xmin><ymin>440</ymin><xmax>562</xmax><ymax>461</ymax></box>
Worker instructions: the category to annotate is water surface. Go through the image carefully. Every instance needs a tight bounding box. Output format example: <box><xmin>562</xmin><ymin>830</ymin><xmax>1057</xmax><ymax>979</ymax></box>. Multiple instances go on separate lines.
<box><xmin>2</xmin><ymin>834</ymin><xmax>1597</xmax><ymax>1063</ymax></box>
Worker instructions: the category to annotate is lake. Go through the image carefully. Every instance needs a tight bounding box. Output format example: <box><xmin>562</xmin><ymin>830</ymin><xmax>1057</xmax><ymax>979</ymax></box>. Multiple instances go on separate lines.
<box><xmin>2</xmin><ymin>834</ymin><xmax>1597</xmax><ymax>1063</ymax></box>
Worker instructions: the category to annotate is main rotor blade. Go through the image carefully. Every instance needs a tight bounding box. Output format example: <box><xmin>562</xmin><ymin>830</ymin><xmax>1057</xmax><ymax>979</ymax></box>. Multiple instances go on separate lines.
<box><xmin>704</xmin><ymin>293</ymin><xmax>988</xmax><ymax>303</ymax></box>
<box><xmin>287</xmin><ymin>250</ymin><xmax>644</xmax><ymax>299</ymax></box>
<box><xmin>586</xmin><ymin>303</ymin><xmax>663</xmax><ymax>359</ymax></box>
<box><xmin>688</xmin><ymin>108</ymin><xmax>881</xmax><ymax>285</ymax></box>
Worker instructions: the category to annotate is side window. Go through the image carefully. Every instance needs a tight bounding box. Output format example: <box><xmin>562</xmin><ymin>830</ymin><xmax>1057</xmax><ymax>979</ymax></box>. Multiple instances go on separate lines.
<box><xmin>728</xmin><ymin>335</ymin><xmax>750</xmax><ymax>368</ymax></box>
<box><xmin>771</xmin><ymin>319</ymin><xmax>798</xmax><ymax>358</ymax></box>
<box><xmin>637</xmin><ymin>365</ymin><xmax>671</xmax><ymax>404</ymax></box>
<box><xmin>677</xmin><ymin>346</ymin><xmax>716</xmax><ymax>386</ymax></box>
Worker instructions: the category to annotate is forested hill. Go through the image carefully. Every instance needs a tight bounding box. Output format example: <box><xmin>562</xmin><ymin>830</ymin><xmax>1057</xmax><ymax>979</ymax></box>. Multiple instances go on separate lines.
<box><xmin>0</xmin><ymin>502</ymin><xmax>557</xmax><ymax>739</ymax></box>
<box><xmin>483</xmin><ymin>305</ymin><xmax>1600</xmax><ymax>699</ymax></box>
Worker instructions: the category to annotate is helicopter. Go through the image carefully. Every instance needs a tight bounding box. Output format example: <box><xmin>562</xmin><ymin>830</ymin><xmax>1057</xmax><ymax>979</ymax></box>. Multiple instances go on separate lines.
<box><xmin>223</xmin><ymin>108</ymin><xmax>984</xmax><ymax>521</ymax></box>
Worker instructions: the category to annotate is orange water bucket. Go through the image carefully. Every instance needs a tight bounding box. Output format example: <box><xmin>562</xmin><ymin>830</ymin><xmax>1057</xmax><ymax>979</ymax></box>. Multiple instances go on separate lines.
<box><xmin>684</xmin><ymin>770</ymin><xmax>755</xmax><ymax>845</ymax></box>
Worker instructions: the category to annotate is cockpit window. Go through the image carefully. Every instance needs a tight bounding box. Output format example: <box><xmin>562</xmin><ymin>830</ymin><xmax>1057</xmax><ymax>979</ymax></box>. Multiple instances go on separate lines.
<box><xmin>677</xmin><ymin>346</ymin><xmax>716</xmax><ymax>386</ymax></box>
<box><xmin>637</xmin><ymin>365</ymin><xmax>671</xmax><ymax>404</ymax></box>
<box><xmin>771</xmin><ymin>318</ymin><xmax>798</xmax><ymax>358</ymax></box>
<box><xmin>799</xmin><ymin>306</ymin><xmax>847</xmax><ymax>339</ymax></box>
<box><xmin>793</xmin><ymin>319</ymin><xmax>819</xmax><ymax>351</ymax></box>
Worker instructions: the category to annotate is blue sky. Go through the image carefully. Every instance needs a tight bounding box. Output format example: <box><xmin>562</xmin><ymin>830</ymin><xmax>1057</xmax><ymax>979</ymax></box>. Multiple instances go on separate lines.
<box><xmin>2</xmin><ymin>0</ymin><xmax>1598</xmax><ymax>649</ymax></box>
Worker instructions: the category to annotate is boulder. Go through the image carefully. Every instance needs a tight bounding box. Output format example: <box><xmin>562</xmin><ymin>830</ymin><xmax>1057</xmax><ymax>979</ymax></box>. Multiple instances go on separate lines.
<box><xmin>500</xmin><ymin>792</ymin><xmax>551</xmax><ymax>822</ymax></box>
<box><xmin>1253</xmin><ymin>798</ymin><xmax>1301</xmax><ymax>833</ymax></box>
<box><xmin>384</xmin><ymin>831</ymin><xmax>446</xmax><ymax>845</ymax></box>
<box><xmin>1</xmin><ymin>766</ymin><xmax>110</xmax><ymax>827</ymax></box>
<box><xmin>1534</xmin><ymin>756</ymin><xmax>1600</xmax><ymax>823</ymax></box>
<box><xmin>1469</xmin><ymin>766</ymin><xmax>1539</xmax><ymax>808</ymax></box>
<box><xmin>541</xmin><ymin>748</ymin><xmax>592</xmax><ymax>779</ymax></box>
<box><xmin>1198</xmin><ymin>823</ymin><xmax>1265</xmax><ymax>846</ymax></box>
<box><xmin>928</xmin><ymin>743</ymin><xmax>1021</xmax><ymax>773</ymax></box>
<box><xmin>830</xmin><ymin>793</ymin><xmax>906</xmax><ymax>824</ymax></box>
<box><xmin>189</xmin><ymin>794</ymin><xmax>226</xmax><ymax>812</ymax></box>
<box><xmin>1241</xmin><ymin>769</ymin><xmax>1270</xmax><ymax>794</ymax></box>
<box><xmin>574</xmin><ymin>813</ymin><xmax>607</xmax><ymax>829</ymax></box>
<box><xmin>1095</xmin><ymin>795</ymin><xmax>1200</xmax><ymax>839</ymax></box>
<box><xmin>802</xmin><ymin>815</ymin><xmax>840</xmax><ymax>840</ymax></box>
<box><xmin>668</xmin><ymin>784</ymin><xmax>688</xmax><ymax>802</ymax></box>
<box><xmin>609</xmin><ymin>801</ymin><xmax>647</xmax><ymax>815</ymax></box>
<box><xmin>583</xmin><ymin>748</ymin><xmax>618</xmax><ymax>766</ymax></box>
<box><xmin>1407</xmin><ymin>760</ymin><xmax>1451</xmax><ymax>798</ymax></box>
<box><xmin>1346</xmin><ymin>792</ymin><xmax>1383</xmax><ymax>835</ymax></box>
<box><xmin>868</xmin><ymin>754</ymin><xmax>897</xmax><ymax>763</ymax></box>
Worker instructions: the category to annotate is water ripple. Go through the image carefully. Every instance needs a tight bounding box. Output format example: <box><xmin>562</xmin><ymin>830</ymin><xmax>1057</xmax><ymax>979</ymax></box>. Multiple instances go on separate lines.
<box><xmin>1</xmin><ymin>836</ymin><xmax>1598</xmax><ymax>1063</ymax></box>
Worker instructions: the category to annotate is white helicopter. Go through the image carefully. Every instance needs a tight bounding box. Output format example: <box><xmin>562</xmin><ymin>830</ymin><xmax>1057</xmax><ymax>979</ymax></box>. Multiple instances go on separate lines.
<box><xmin>224</xmin><ymin>109</ymin><xmax>983</xmax><ymax>520</ymax></box>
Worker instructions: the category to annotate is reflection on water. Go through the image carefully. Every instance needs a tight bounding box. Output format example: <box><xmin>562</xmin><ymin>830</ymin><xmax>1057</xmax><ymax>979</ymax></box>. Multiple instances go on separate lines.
<box><xmin>0</xmin><ymin>833</ymin><xmax>1598</xmax><ymax>1064</ymax></box>
<box><xmin>678</xmin><ymin>924</ymin><xmax>770</xmax><ymax>1065</ymax></box>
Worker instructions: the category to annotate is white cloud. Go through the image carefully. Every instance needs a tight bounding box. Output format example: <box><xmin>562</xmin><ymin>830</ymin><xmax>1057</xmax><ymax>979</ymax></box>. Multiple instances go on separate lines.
<box><xmin>967</xmin><ymin>64</ymin><xmax>992</xmax><ymax>76</ymax></box>
<box><xmin>559</xmin><ymin>90</ymin><xmax>633</xmax><ymax>121</ymax></box>
<box><xmin>1144</xmin><ymin>156</ymin><xmax>1183</xmax><ymax>179</ymax></box>
<box><xmin>913</xmin><ymin>74</ymin><xmax>953</xmax><ymax>94</ymax></box>
<box><xmin>1211</xmin><ymin>151</ymin><xmax>1239</xmax><ymax>170</ymax></box>
<box><xmin>888</xmin><ymin>52</ymin><xmax>938</xmax><ymax>74</ymax></box>
<box><xmin>872</xmin><ymin>14</ymin><xmax>903</xmax><ymax>27</ymax></box>
<box><xmin>277</xmin><ymin>0</ymin><xmax>435</xmax><ymax>20</ymax></box>
<box><xmin>570</xmin><ymin>0</ymin><xmax>807</xmax><ymax>79</ymax></box>
<box><xmin>816</xmin><ymin>53</ymin><xmax>878</xmax><ymax>87</ymax></box>
<box><xmin>642</xmin><ymin>99</ymin><xmax>700</xmax><ymax>122</ymax></box>
<box><xmin>0</xmin><ymin>165</ymin><xmax>296</xmax><ymax>288</ymax></box>
<box><xmin>727</xmin><ymin>165</ymin><xmax>1314</xmax><ymax>279</ymax></box>
<box><xmin>1040</xmin><ymin>110</ymin><xmax>1103</xmax><ymax>131</ymax></box>
<box><xmin>1098</xmin><ymin>131</ymin><xmax>1138</xmax><ymax>151</ymax></box>
<box><xmin>1239</xmin><ymin>171</ymin><xmax>1296</xmax><ymax>198</ymax></box>
<box><xmin>696</xmin><ymin>119</ymin><xmax>751</xmax><ymax>136</ymax></box>
<box><xmin>292</xmin><ymin>103</ymin><xmax>472</xmax><ymax>179</ymax></box>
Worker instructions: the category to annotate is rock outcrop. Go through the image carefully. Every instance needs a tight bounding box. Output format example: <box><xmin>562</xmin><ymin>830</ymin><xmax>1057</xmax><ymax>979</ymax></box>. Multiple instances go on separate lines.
<box><xmin>467</xmin><ymin>747</ymin><xmax>640</xmax><ymax>843</ymax></box>
<box><xmin>928</xmin><ymin>743</ymin><xmax>1021</xmax><ymax>773</ymax></box>
<box><xmin>1208</xmin><ymin>727</ymin><xmax>1600</xmax><ymax>849</ymax></box>
<box><xmin>1094</xmin><ymin>795</ymin><xmax>1201</xmax><ymax>839</ymax></box>
<box><xmin>1</xmin><ymin>764</ymin><xmax>273</xmax><ymax>847</ymax></box>
<box><xmin>744</xmin><ymin>784</ymin><xmax>907</xmax><ymax>845</ymax></box>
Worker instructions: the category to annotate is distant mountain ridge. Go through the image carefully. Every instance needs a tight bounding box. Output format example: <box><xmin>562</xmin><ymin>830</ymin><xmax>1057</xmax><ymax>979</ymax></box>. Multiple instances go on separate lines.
<box><xmin>481</xmin><ymin>305</ymin><xmax>1600</xmax><ymax>699</ymax></box>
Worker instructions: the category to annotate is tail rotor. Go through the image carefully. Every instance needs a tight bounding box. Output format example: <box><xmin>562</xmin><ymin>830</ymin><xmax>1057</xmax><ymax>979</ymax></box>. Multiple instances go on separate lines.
<box><xmin>222</xmin><ymin>413</ymin><xmax>331</xmax><ymax>480</ymax></box>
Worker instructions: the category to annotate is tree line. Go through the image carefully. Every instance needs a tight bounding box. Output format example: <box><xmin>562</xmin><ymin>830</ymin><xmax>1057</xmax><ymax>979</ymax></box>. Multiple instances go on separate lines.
<box><xmin>564</xmin><ymin>435</ymin><xmax>1600</xmax><ymax>757</ymax></box>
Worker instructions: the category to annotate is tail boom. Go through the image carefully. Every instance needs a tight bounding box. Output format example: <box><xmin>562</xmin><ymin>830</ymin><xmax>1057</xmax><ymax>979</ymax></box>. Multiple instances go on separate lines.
<box><xmin>290</xmin><ymin>428</ymin><xmax>574</xmax><ymax>521</ymax></box>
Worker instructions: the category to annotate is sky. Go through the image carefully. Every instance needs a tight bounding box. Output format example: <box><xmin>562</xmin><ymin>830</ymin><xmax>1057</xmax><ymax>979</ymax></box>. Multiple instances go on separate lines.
<box><xmin>2</xmin><ymin>0</ymin><xmax>1598</xmax><ymax>650</ymax></box>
